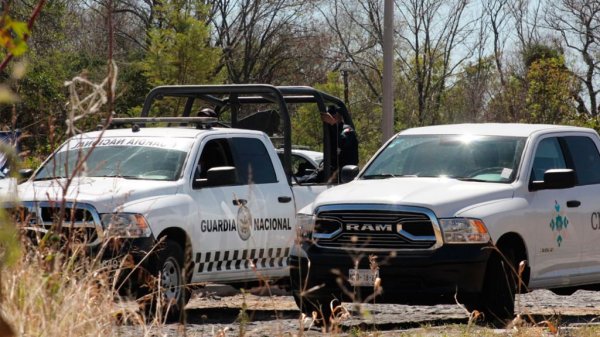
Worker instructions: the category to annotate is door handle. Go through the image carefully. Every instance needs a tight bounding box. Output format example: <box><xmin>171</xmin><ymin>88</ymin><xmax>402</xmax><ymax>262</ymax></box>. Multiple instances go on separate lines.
<box><xmin>278</xmin><ymin>196</ymin><xmax>292</xmax><ymax>203</ymax></box>
<box><xmin>232</xmin><ymin>199</ymin><xmax>247</xmax><ymax>206</ymax></box>
<box><xmin>566</xmin><ymin>200</ymin><xmax>581</xmax><ymax>208</ymax></box>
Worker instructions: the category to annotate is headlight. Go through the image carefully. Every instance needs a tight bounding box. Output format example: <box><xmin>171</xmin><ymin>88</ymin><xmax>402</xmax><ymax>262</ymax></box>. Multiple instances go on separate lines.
<box><xmin>102</xmin><ymin>213</ymin><xmax>152</xmax><ymax>238</ymax></box>
<box><xmin>439</xmin><ymin>218</ymin><xmax>490</xmax><ymax>244</ymax></box>
<box><xmin>296</xmin><ymin>213</ymin><xmax>315</xmax><ymax>239</ymax></box>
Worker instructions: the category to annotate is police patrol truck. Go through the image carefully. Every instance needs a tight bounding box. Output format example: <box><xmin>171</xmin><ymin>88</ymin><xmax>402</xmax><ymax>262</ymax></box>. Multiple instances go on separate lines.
<box><xmin>15</xmin><ymin>85</ymin><xmax>358</xmax><ymax>318</ymax></box>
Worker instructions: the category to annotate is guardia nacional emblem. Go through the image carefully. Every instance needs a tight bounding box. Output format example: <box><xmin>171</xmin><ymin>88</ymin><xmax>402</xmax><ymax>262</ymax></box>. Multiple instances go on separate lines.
<box><xmin>237</xmin><ymin>204</ymin><xmax>252</xmax><ymax>241</ymax></box>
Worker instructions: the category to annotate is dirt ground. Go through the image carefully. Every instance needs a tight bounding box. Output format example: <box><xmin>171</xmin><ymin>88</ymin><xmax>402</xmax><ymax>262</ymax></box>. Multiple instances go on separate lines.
<box><xmin>115</xmin><ymin>284</ymin><xmax>600</xmax><ymax>336</ymax></box>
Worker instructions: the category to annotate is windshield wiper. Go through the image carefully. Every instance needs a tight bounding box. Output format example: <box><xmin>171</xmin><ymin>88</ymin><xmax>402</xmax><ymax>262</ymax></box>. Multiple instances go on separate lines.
<box><xmin>455</xmin><ymin>177</ymin><xmax>489</xmax><ymax>182</ymax></box>
<box><xmin>362</xmin><ymin>173</ymin><xmax>417</xmax><ymax>179</ymax></box>
<box><xmin>362</xmin><ymin>173</ymin><xmax>397</xmax><ymax>179</ymax></box>
<box><xmin>33</xmin><ymin>176</ymin><xmax>65</xmax><ymax>181</ymax></box>
<box><xmin>92</xmin><ymin>174</ymin><xmax>145</xmax><ymax>180</ymax></box>
<box><xmin>119</xmin><ymin>175</ymin><xmax>146</xmax><ymax>180</ymax></box>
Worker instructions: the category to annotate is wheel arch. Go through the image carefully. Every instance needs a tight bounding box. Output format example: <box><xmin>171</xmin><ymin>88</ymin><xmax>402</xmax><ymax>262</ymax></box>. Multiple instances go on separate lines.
<box><xmin>157</xmin><ymin>227</ymin><xmax>191</xmax><ymax>246</ymax></box>
<box><xmin>494</xmin><ymin>232</ymin><xmax>530</xmax><ymax>288</ymax></box>
<box><xmin>157</xmin><ymin>227</ymin><xmax>194</xmax><ymax>282</ymax></box>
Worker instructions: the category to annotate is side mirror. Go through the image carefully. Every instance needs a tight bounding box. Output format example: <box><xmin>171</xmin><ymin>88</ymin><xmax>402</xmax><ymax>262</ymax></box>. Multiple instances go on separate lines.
<box><xmin>18</xmin><ymin>168</ymin><xmax>33</xmax><ymax>180</ymax></box>
<box><xmin>341</xmin><ymin>165</ymin><xmax>359</xmax><ymax>183</ymax></box>
<box><xmin>194</xmin><ymin>166</ymin><xmax>237</xmax><ymax>188</ymax></box>
<box><xmin>530</xmin><ymin>169</ymin><xmax>576</xmax><ymax>191</ymax></box>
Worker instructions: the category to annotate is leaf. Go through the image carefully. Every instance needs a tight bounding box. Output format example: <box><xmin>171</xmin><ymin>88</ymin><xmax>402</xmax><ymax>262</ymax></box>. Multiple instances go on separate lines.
<box><xmin>10</xmin><ymin>41</ymin><xmax>28</xmax><ymax>56</ymax></box>
<box><xmin>9</xmin><ymin>21</ymin><xmax>29</xmax><ymax>39</ymax></box>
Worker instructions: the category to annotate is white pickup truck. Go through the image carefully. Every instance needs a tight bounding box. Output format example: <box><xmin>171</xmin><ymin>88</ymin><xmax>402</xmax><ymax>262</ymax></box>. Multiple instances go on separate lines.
<box><xmin>14</xmin><ymin>85</ymin><xmax>358</xmax><ymax>319</ymax></box>
<box><xmin>290</xmin><ymin>123</ymin><xmax>600</xmax><ymax>325</ymax></box>
<box><xmin>0</xmin><ymin>131</ymin><xmax>19</xmax><ymax>201</ymax></box>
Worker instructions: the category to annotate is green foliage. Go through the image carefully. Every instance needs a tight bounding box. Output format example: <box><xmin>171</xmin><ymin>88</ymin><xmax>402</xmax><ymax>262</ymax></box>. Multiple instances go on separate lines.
<box><xmin>440</xmin><ymin>57</ymin><xmax>495</xmax><ymax>123</ymax></box>
<box><xmin>115</xmin><ymin>53</ymin><xmax>151</xmax><ymax>116</ymax></box>
<box><xmin>8</xmin><ymin>52</ymin><xmax>77</xmax><ymax>155</ymax></box>
<box><xmin>140</xmin><ymin>2</ymin><xmax>222</xmax><ymax>86</ymax></box>
<box><xmin>522</xmin><ymin>43</ymin><xmax>563</xmax><ymax>69</ymax></box>
<box><xmin>0</xmin><ymin>17</ymin><xmax>29</xmax><ymax>56</ymax></box>
<box><xmin>526</xmin><ymin>56</ymin><xmax>578</xmax><ymax>124</ymax></box>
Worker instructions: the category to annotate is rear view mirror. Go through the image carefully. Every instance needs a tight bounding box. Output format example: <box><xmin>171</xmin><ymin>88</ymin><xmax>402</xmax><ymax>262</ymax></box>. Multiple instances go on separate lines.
<box><xmin>530</xmin><ymin>169</ymin><xmax>576</xmax><ymax>191</ymax></box>
<box><xmin>194</xmin><ymin>166</ymin><xmax>237</xmax><ymax>188</ymax></box>
<box><xmin>18</xmin><ymin>168</ymin><xmax>33</xmax><ymax>180</ymax></box>
<box><xmin>341</xmin><ymin>165</ymin><xmax>359</xmax><ymax>183</ymax></box>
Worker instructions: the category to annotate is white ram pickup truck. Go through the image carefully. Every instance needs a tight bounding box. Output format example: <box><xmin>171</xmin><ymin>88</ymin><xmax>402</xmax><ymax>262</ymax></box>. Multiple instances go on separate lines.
<box><xmin>290</xmin><ymin>123</ymin><xmax>600</xmax><ymax>325</ymax></box>
<box><xmin>14</xmin><ymin>85</ymin><xmax>358</xmax><ymax>319</ymax></box>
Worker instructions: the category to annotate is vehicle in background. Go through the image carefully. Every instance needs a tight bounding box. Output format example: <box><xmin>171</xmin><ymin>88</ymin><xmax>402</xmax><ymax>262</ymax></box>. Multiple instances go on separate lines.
<box><xmin>0</xmin><ymin>131</ymin><xmax>19</xmax><ymax>201</ymax></box>
<box><xmin>277</xmin><ymin>148</ymin><xmax>323</xmax><ymax>182</ymax></box>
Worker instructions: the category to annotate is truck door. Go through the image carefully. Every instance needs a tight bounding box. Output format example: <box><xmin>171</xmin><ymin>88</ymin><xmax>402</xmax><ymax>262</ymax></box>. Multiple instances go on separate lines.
<box><xmin>189</xmin><ymin>134</ymin><xmax>295</xmax><ymax>282</ymax></box>
<box><xmin>528</xmin><ymin>136</ymin><xmax>581</xmax><ymax>286</ymax></box>
<box><xmin>189</xmin><ymin>136</ymin><xmax>257</xmax><ymax>282</ymax></box>
<box><xmin>228</xmin><ymin>135</ymin><xmax>296</xmax><ymax>280</ymax></box>
<box><xmin>560</xmin><ymin>135</ymin><xmax>600</xmax><ymax>284</ymax></box>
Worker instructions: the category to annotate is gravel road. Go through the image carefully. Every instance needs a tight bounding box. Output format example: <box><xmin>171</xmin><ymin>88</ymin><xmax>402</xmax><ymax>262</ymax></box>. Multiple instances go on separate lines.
<box><xmin>116</xmin><ymin>285</ymin><xmax>600</xmax><ymax>336</ymax></box>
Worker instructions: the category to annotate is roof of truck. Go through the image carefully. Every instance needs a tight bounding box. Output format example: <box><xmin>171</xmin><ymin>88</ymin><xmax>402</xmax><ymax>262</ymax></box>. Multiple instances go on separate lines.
<box><xmin>399</xmin><ymin>123</ymin><xmax>596</xmax><ymax>138</ymax></box>
<box><xmin>76</xmin><ymin>126</ymin><xmax>267</xmax><ymax>139</ymax></box>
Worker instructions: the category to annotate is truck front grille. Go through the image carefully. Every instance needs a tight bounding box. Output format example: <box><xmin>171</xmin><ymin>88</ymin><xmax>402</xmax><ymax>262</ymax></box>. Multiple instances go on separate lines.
<box><xmin>10</xmin><ymin>202</ymin><xmax>103</xmax><ymax>246</ymax></box>
<box><xmin>313</xmin><ymin>205</ymin><xmax>440</xmax><ymax>251</ymax></box>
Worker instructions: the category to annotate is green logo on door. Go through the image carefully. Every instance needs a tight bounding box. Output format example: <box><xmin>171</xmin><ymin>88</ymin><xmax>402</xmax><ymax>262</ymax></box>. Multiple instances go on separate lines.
<box><xmin>549</xmin><ymin>201</ymin><xmax>569</xmax><ymax>247</ymax></box>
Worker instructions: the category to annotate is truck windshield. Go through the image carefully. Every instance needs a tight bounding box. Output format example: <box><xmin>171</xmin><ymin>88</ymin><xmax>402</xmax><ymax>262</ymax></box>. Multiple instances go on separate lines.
<box><xmin>35</xmin><ymin>145</ymin><xmax>190</xmax><ymax>181</ymax></box>
<box><xmin>362</xmin><ymin>135</ymin><xmax>526</xmax><ymax>183</ymax></box>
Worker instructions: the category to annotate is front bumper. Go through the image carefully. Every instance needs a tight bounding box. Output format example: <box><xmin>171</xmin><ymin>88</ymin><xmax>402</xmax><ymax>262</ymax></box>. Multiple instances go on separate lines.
<box><xmin>288</xmin><ymin>242</ymin><xmax>492</xmax><ymax>305</ymax></box>
<box><xmin>98</xmin><ymin>236</ymin><xmax>156</xmax><ymax>268</ymax></box>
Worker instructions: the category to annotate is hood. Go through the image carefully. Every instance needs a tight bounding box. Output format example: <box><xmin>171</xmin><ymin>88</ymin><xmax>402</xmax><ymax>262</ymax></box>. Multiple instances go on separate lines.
<box><xmin>314</xmin><ymin>177</ymin><xmax>514</xmax><ymax>217</ymax></box>
<box><xmin>18</xmin><ymin>177</ymin><xmax>180</xmax><ymax>213</ymax></box>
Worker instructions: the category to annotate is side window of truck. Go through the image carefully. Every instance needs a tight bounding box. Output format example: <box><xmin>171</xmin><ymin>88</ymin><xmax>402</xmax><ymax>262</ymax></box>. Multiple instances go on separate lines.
<box><xmin>563</xmin><ymin>136</ymin><xmax>600</xmax><ymax>185</ymax></box>
<box><xmin>195</xmin><ymin>138</ymin><xmax>234</xmax><ymax>182</ymax></box>
<box><xmin>230</xmin><ymin>137</ymin><xmax>277</xmax><ymax>184</ymax></box>
<box><xmin>530</xmin><ymin>137</ymin><xmax>567</xmax><ymax>182</ymax></box>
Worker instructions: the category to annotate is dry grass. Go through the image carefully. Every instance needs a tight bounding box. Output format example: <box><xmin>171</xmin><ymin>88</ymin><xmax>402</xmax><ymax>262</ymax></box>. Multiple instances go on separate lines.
<box><xmin>3</xmin><ymin>252</ymin><xmax>600</xmax><ymax>336</ymax></box>
<box><xmin>0</xmin><ymin>251</ymin><xmax>123</xmax><ymax>336</ymax></box>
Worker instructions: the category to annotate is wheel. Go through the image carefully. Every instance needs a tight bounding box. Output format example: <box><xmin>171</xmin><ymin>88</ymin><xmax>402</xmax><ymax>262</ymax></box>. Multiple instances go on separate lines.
<box><xmin>466</xmin><ymin>248</ymin><xmax>517</xmax><ymax>326</ymax></box>
<box><xmin>142</xmin><ymin>239</ymin><xmax>191</xmax><ymax>322</ymax></box>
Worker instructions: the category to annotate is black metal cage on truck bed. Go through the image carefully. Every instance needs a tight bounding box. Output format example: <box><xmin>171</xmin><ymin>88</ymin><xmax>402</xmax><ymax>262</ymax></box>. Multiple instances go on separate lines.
<box><xmin>134</xmin><ymin>84</ymin><xmax>356</xmax><ymax>185</ymax></box>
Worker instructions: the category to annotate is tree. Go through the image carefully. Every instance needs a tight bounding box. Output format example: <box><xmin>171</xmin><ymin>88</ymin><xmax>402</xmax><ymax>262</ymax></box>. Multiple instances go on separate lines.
<box><xmin>209</xmin><ymin>0</ymin><xmax>316</xmax><ymax>84</ymax></box>
<box><xmin>524</xmin><ymin>44</ymin><xmax>579</xmax><ymax>123</ymax></box>
<box><xmin>140</xmin><ymin>1</ymin><xmax>221</xmax><ymax>86</ymax></box>
<box><xmin>443</xmin><ymin>57</ymin><xmax>495</xmax><ymax>123</ymax></box>
<box><xmin>317</xmin><ymin>0</ymin><xmax>386</xmax><ymax>101</ymax></box>
<box><xmin>546</xmin><ymin>0</ymin><xmax>600</xmax><ymax>116</ymax></box>
<box><xmin>396</xmin><ymin>0</ymin><xmax>475</xmax><ymax>125</ymax></box>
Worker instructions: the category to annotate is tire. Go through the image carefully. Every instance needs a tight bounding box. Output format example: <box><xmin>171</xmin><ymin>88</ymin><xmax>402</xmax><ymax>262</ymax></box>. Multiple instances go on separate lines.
<box><xmin>142</xmin><ymin>239</ymin><xmax>191</xmax><ymax>322</ymax></box>
<box><xmin>467</xmin><ymin>248</ymin><xmax>516</xmax><ymax>326</ymax></box>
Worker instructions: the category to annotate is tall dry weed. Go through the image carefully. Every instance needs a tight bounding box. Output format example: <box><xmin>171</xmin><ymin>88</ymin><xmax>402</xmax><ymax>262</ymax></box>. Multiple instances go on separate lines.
<box><xmin>0</xmin><ymin>252</ymin><xmax>128</xmax><ymax>336</ymax></box>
